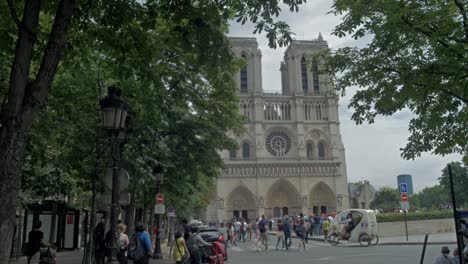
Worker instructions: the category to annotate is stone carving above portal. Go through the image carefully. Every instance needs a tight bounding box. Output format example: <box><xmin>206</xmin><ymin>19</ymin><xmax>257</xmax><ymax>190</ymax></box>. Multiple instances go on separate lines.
<box><xmin>221</xmin><ymin>162</ymin><xmax>340</xmax><ymax>178</ymax></box>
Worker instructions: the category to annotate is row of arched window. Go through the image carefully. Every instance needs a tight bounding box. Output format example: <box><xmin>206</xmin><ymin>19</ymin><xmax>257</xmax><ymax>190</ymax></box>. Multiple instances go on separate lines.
<box><xmin>229</xmin><ymin>142</ymin><xmax>251</xmax><ymax>160</ymax></box>
<box><xmin>306</xmin><ymin>141</ymin><xmax>326</xmax><ymax>160</ymax></box>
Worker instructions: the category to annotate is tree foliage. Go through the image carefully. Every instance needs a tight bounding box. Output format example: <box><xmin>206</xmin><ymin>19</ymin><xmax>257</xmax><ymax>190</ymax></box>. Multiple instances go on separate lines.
<box><xmin>370</xmin><ymin>187</ymin><xmax>400</xmax><ymax>210</ymax></box>
<box><xmin>325</xmin><ymin>0</ymin><xmax>467</xmax><ymax>159</ymax></box>
<box><xmin>439</xmin><ymin>161</ymin><xmax>468</xmax><ymax>207</ymax></box>
<box><xmin>411</xmin><ymin>185</ymin><xmax>449</xmax><ymax>210</ymax></box>
<box><xmin>1</xmin><ymin>0</ymin><xmax>307</xmax><ymax>220</ymax></box>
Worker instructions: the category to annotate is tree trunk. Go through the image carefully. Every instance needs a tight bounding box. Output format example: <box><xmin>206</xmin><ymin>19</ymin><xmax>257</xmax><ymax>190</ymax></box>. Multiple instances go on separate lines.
<box><xmin>0</xmin><ymin>1</ymin><xmax>75</xmax><ymax>263</ymax></box>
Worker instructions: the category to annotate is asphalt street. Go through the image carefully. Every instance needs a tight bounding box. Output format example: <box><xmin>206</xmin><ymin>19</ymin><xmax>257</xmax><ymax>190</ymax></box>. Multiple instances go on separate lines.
<box><xmin>226</xmin><ymin>235</ymin><xmax>455</xmax><ymax>264</ymax></box>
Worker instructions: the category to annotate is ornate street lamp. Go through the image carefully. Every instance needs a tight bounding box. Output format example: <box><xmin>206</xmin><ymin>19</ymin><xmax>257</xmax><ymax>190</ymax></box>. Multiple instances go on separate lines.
<box><xmin>100</xmin><ymin>85</ymin><xmax>129</xmax><ymax>264</ymax></box>
<box><xmin>153</xmin><ymin>162</ymin><xmax>164</xmax><ymax>259</ymax></box>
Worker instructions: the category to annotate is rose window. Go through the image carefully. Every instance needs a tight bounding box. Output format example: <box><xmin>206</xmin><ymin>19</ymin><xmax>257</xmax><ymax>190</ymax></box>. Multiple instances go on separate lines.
<box><xmin>265</xmin><ymin>132</ymin><xmax>291</xmax><ymax>156</ymax></box>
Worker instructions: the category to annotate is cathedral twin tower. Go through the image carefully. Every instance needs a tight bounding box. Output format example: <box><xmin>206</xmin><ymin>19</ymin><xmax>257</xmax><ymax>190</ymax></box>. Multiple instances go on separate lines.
<box><xmin>205</xmin><ymin>36</ymin><xmax>349</xmax><ymax>222</ymax></box>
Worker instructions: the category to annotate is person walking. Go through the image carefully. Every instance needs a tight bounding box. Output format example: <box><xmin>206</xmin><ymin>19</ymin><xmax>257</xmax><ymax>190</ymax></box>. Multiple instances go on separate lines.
<box><xmin>313</xmin><ymin>214</ymin><xmax>321</xmax><ymax>236</ymax></box>
<box><xmin>251</xmin><ymin>220</ymin><xmax>258</xmax><ymax>241</ymax></box>
<box><xmin>283</xmin><ymin>216</ymin><xmax>292</xmax><ymax>250</ymax></box>
<box><xmin>257</xmin><ymin>216</ymin><xmax>269</xmax><ymax>252</ymax></box>
<box><xmin>275</xmin><ymin>219</ymin><xmax>284</xmax><ymax>250</ymax></box>
<box><xmin>296</xmin><ymin>219</ymin><xmax>306</xmax><ymax>252</ymax></box>
<box><xmin>304</xmin><ymin>220</ymin><xmax>310</xmax><ymax>244</ymax></box>
<box><xmin>268</xmin><ymin>219</ymin><xmax>273</xmax><ymax>232</ymax></box>
<box><xmin>452</xmin><ymin>248</ymin><xmax>461</xmax><ymax>264</ymax></box>
<box><xmin>433</xmin><ymin>246</ymin><xmax>453</xmax><ymax>264</ymax></box>
<box><xmin>187</xmin><ymin>226</ymin><xmax>212</xmax><ymax>264</ymax></box>
<box><xmin>173</xmin><ymin>231</ymin><xmax>190</xmax><ymax>264</ymax></box>
<box><xmin>117</xmin><ymin>224</ymin><xmax>129</xmax><ymax>264</ymax></box>
<box><xmin>246</xmin><ymin>220</ymin><xmax>252</xmax><ymax>240</ymax></box>
<box><xmin>95</xmin><ymin>222</ymin><xmax>106</xmax><ymax>264</ymax></box>
<box><xmin>132</xmin><ymin>223</ymin><xmax>152</xmax><ymax>264</ymax></box>
<box><xmin>322</xmin><ymin>217</ymin><xmax>330</xmax><ymax>241</ymax></box>
<box><xmin>26</xmin><ymin>220</ymin><xmax>51</xmax><ymax>264</ymax></box>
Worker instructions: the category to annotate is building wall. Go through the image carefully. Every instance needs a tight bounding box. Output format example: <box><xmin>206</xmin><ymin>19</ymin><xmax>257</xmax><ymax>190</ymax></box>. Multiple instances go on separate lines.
<box><xmin>205</xmin><ymin>37</ymin><xmax>350</xmax><ymax>222</ymax></box>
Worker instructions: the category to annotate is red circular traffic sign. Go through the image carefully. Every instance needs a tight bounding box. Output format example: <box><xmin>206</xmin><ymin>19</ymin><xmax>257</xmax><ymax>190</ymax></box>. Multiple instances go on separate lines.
<box><xmin>401</xmin><ymin>193</ymin><xmax>408</xmax><ymax>202</ymax></box>
<box><xmin>156</xmin><ymin>193</ymin><xmax>164</xmax><ymax>204</ymax></box>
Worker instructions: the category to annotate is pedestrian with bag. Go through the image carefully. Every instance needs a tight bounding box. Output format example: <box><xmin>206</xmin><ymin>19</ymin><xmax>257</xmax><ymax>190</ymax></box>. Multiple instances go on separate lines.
<box><xmin>128</xmin><ymin>223</ymin><xmax>152</xmax><ymax>264</ymax></box>
<box><xmin>117</xmin><ymin>224</ymin><xmax>129</xmax><ymax>264</ymax></box>
<box><xmin>257</xmin><ymin>216</ymin><xmax>269</xmax><ymax>252</ymax></box>
<box><xmin>283</xmin><ymin>216</ymin><xmax>292</xmax><ymax>250</ymax></box>
<box><xmin>173</xmin><ymin>231</ymin><xmax>190</xmax><ymax>264</ymax></box>
<box><xmin>94</xmin><ymin>222</ymin><xmax>106</xmax><ymax>264</ymax></box>
<box><xmin>25</xmin><ymin>220</ymin><xmax>53</xmax><ymax>264</ymax></box>
<box><xmin>296</xmin><ymin>219</ymin><xmax>306</xmax><ymax>252</ymax></box>
<box><xmin>275</xmin><ymin>219</ymin><xmax>284</xmax><ymax>250</ymax></box>
<box><xmin>187</xmin><ymin>226</ymin><xmax>212</xmax><ymax>264</ymax></box>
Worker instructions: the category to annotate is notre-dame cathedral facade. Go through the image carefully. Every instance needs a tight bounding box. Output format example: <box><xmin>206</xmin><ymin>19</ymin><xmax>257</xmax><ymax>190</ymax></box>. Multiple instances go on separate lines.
<box><xmin>205</xmin><ymin>36</ymin><xmax>350</xmax><ymax>222</ymax></box>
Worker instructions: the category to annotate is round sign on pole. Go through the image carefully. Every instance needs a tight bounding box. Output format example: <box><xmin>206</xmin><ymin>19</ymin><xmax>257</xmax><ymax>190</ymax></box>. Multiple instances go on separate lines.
<box><xmin>401</xmin><ymin>193</ymin><xmax>408</xmax><ymax>202</ymax></box>
<box><xmin>156</xmin><ymin>193</ymin><xmax>164</xmax><ymax>205</ymax></box>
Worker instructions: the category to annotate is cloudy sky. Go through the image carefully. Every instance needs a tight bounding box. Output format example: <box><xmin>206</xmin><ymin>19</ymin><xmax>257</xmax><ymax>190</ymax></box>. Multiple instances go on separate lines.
<box><xmin>228</xmin><ymin>0</ymin><xmax>462</xmax><ymax>192</ymax></box>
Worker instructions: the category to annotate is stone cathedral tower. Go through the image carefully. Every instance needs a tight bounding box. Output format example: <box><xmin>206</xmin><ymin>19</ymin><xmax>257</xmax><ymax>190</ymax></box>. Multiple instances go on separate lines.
<box><xmin>205</xmin><ymin>36</ymin><xmax>350</xmax><ymax>222</ymax></box>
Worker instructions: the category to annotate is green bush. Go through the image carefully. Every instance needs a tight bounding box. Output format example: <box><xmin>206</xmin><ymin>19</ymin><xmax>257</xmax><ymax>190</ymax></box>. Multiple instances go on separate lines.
<box><xmin>376</xmin><ymin>210</ymin><xmax>453</xmax><ymax>223</ymax></box>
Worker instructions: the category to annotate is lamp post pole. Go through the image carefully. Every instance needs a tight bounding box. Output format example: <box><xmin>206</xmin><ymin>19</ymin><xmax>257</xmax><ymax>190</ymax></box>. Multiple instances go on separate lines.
<box><xmin>153</xmin><ymin>163</ymin><xmax>164</xmax><ymax>259</ymax></box>
<box><xmin>100</xmin><ymin>86</ymin><xmax>129</xmax><ymax>264</ymax></box>
<box><xmin>107</xmin><ymin>135</ymin><xmax>121</xmax><ymax>264</ymax></box>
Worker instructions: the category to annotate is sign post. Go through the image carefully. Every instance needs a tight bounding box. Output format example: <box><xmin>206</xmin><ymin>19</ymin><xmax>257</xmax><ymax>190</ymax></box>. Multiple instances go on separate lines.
<box><xmin>400</xmin><ymin>185</ymin><xmax>409</xmax><ymax>241</ymax></box>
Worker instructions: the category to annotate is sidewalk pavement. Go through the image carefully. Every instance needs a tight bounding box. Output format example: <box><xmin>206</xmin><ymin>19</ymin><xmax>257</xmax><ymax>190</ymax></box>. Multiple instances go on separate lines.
<box><xmin>9</xmin><ymin>242</ymin><xmax>175</xmax><ymax>264</ymax></box>
<box><xmin>268</xmin><ymin>231</ymin><xmax>457</xmax><ymax>246</ymax></box>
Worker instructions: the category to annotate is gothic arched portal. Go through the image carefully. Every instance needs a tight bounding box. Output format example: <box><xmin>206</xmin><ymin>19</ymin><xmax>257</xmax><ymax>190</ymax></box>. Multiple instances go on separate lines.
<box><xmin>226</xmin><ymin>185</ymin><xmax>257</xmax><ymax>220</ymax></box>
<box><xmin>265</xmin><ymin>179</ymin><xmax>301</xmax><ymax>217</ymax></box>
<box><xmin>309</xmin><ymin>182</ymin><xmax>336</xmax><ymax>214</ymax></box>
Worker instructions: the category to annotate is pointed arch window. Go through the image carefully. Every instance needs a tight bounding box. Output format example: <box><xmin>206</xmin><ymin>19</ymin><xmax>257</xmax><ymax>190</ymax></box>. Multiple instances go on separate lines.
<box><xmin>313</xmin><ymin>61</ymin><xmax>319</xmax><ymax>93</ymax></box>
<box><xmin>301</xmin><ymin>57</ymin><xmax>308</xmax><ymax>93</ymax></box>
<box><xmin>318</xmin><ymin>142</ymin><xmax>326</xmax><ymax>160</ymax></box>
<box><xmin>229</xmin><ymin>149</ymin><xmax>237</xmax><ymax>160</ymax></box>
<box><xmin>306</xmin><ymin>142</ymin><xmax>314</xmax><ymax>160</ymax></box>
<box><xmin>242</xmin><ymin>142</ymin><xmax>250</xmax><ymax>160</ymax></box>
<box><xmin>240</xmin><ymin>55</ymin><xmax>248</xmax><ymax>93</ymax></box>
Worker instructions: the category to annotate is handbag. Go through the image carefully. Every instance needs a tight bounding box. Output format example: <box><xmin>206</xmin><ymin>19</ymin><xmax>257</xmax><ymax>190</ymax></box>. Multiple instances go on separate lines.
<box><xmin>39</xmin><ymin>247</ymin><xmax>56</xmax><ymax>264</ymax></box>
<box><xmin>176</xmin><ymin>239</ymin><xmax>190</xmax><ymax>264</ymax></box>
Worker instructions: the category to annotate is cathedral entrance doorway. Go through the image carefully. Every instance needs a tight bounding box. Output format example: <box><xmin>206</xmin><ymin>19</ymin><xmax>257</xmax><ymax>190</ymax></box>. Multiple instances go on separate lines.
<box><xmin>309</xmin><ymin>182</ymin><xmax>336</xmax><ymax>214</ymax></box>
<box><xmin>233</xmin><ymin>210</ymin><xmax>248</xmax><ymax>220</ymax></box>
<box><xmin>226</xmin><ymin>185</ymin><xmax>256</xmax><ymax>220</ymax></box>
<box><xmin>265</xmin><ymin>179</ymin><xmax>301</xmax><ymax>218</ymax></box>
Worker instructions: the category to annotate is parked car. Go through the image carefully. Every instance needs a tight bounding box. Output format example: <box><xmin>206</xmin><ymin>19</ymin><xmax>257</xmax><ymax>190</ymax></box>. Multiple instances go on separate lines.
<box><xmin>198</xmin><ymin>227</ymin><xmax>228</xmax><ymax>261</ymax></box>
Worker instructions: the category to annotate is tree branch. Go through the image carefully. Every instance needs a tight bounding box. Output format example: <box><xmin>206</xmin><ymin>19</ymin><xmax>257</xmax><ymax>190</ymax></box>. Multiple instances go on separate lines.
<box><xmin>6</xmin><ymin>0</ymin><xmax>21</xmax><ymax>28</ymax></box>
<box><xmin>23</xmin><ymin>0</ymin><xmax>76</xmax><ymax>113</ymax></box>
<box><xmin>439</xmin><ymin>88</ymin><xmax>468</xmax><ymax>104</ymax></box>
<box><xmin>400</xmin><ymin>15</ymin><xmax>464</xmax><ymax>59</ymax></box>
<box><xmin>1</xmin><ymin>0</ymin><xmax>40</xmax><ymax>121</ymax></box>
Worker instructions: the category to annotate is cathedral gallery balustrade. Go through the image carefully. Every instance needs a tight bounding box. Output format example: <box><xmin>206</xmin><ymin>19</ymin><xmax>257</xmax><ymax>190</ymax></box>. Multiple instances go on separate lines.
<box><xmin>221</xmin><ymin>161</ymin><xmax>341</xmax><ymax>178</ymax></box>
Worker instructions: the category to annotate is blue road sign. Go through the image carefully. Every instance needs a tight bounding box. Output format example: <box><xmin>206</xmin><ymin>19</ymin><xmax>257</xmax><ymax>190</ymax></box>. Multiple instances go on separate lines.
<box><xmin>400</xmin><ymin>183</ymin><xmax>408</xmax><ymax>193</ymax></box>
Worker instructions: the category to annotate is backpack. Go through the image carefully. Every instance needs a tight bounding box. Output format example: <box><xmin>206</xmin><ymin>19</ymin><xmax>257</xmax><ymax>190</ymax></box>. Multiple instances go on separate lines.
<box><xmin>258</xmin><ymin>221</ymin><xmax>266</xmax><ymax>233</ymax></box>
<box><xmin>128</xmin><ymin>232</ymin><xmax>145</xmax><ymax>261</ymax></box>
<box><xmin>186</xmin><ymin>235</ymin><xmax>198</xmax><ymax>253</ymax></box>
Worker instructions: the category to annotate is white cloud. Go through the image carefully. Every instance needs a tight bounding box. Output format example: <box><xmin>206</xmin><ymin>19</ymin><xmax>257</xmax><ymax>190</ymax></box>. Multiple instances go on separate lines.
<box><xmin>227</xmin><ymin>0</ymin><xmax>462</xmax><ymax>193</ymax></box>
